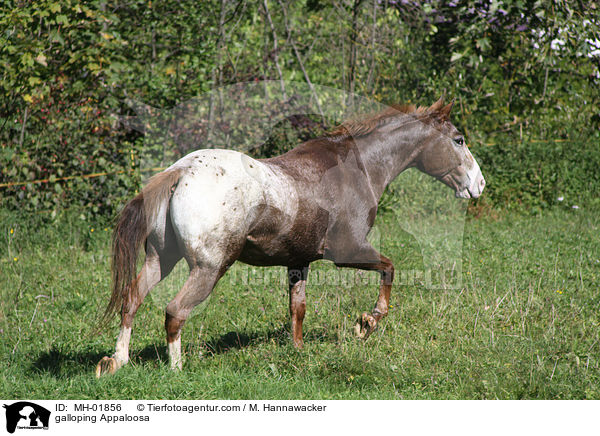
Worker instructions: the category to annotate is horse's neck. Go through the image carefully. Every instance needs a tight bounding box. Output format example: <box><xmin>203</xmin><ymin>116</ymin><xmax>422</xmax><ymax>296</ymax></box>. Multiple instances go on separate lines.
<box><xmin>356</xmin><ymin>119</ymin><xmax>424</xmax><ymax>199</ymax></box>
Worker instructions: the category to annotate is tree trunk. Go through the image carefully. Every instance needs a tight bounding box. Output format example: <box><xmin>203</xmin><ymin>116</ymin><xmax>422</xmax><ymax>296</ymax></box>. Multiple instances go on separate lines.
<box><xmin>208</xmin><ymin>0</ymin><xmax>228</xmax><ymax>144</ymax></box>
<box><xmin>347</xmin><ymin>0</ymin><xmax>363</xmax><ymax>108</ymax></box>
<box><xmin>263</xmin><ymin>0</ymin><xmax>287</xmax><ymax>100</ymax></box>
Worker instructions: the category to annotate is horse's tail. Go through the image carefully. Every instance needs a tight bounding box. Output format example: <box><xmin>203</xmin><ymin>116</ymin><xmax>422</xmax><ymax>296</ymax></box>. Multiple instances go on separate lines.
<box><xmin>99</xmin><ymin>168</ymin><xmax>183</xmax><ymax>329</ymax></box>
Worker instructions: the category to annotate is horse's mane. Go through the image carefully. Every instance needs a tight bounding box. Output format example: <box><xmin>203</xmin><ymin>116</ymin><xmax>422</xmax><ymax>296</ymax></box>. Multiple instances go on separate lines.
<box><xmin>329</xmin><ymin>97</ymin><xmax>453</xmax><ymax>139</ymax></box>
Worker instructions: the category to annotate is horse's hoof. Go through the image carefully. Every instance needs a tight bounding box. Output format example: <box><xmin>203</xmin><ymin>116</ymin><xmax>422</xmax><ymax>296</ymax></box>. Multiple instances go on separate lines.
<box><xmin>292</xmin><ymin>338</ymin><xmax>304</xmax><ymax>350</ymax></box>
<box><xmin>95</xmin><ymin>356</ymin><xmax>118</xmax><ymax>378</ymax></box>
<box><xmin>354</xmin><ymin>312</ymin><xmax>377</xmax><ymax>340</ymax></box>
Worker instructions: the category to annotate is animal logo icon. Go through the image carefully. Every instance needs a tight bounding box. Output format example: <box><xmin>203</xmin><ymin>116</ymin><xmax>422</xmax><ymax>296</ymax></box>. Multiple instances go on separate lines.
<box><xmin>3</xmin><ymin>402</ymin><xmax>50</xmax><ymax>434</ymax></box>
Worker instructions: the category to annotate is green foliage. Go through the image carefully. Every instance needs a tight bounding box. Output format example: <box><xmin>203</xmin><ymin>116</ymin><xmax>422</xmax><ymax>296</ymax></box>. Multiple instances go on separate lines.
<box><xmin>472</xmin><ymin>136</ymin><xmax>600</xmax><ymax>211</ymax></box>
<box><xmin>0</xmin><ymin>0</ymin><xmax>217</xmax><ymax>218</ymax></box>
<box><xmin>429</xmin><ymin>1</ymin><xmax>600</xmax><ymax>142</ymax></box>
<box><xmin>249</xmin><ymin>113</ymin><xmax>329</xmax><ymax>159</ymax></box>
<box><xmin>0</xmin><ymin>0</ymin><xmax>598</xmax><ymax>217</ymax></box>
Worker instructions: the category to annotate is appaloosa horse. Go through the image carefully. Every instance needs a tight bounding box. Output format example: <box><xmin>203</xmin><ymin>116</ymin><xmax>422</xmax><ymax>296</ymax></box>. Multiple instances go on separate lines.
<box><xmin>96</xmin><ymin>97</ymin><xmax>485</xmax><ymax>376</ymax></box>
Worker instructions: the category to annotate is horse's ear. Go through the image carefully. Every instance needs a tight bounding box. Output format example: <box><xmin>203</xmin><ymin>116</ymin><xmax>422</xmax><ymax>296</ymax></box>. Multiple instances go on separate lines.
<box><xmin>429</xmin><ymin>96</ymin><xmax>445</xmax><ymax>113</ymax></box>
<box><xmin>439</xmin><ymin>100</ymin><xmax>454</xmax><ymax>120</ymax></box>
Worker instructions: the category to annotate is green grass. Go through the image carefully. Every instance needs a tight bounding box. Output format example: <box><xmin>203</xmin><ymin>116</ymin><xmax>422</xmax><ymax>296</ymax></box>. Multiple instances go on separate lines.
<box><xmin>0</xmin><ymin>206</ymin><xmax>599</xmax><ymax>399</ymax></box>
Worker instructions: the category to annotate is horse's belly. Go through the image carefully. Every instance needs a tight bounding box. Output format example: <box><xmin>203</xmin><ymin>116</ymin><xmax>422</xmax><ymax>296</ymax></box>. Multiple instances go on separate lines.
<box><xmin>238</xmin><ymin>243</ymin><xmax>289</xmax><ymax>266</ymax></box>
<box><xmin>238</xmin><ymin>204</ymin><xmax>328</xmax><ymax>267</ymax></box>
<box><xmin>238</xmin><ymin>237</ymin><xmax>323</xmax><ymax>267</ymax></box>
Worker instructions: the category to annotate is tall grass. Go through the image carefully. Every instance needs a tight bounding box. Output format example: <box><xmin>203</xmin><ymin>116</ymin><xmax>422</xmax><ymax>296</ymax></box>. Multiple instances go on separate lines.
<box><xmin>0</xmin><ymin>206</ymin><xmax>598</xmax><ymax>399</ymax></box>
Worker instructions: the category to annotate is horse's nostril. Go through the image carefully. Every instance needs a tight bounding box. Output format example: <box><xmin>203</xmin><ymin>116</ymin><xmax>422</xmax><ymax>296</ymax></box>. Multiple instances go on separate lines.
<box><xmin>479</xmin><ymin>177</ymin><xmax>486</xmax><ymax>190</ymax></box>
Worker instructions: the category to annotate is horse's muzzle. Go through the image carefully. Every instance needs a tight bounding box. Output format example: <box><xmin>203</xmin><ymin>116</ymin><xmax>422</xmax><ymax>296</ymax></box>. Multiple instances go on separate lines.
<box><xmin>468</xmin><ymin>170</ymin><xmax>486</xmax><ymax>199</ymax></box>
<box><xmin>456</xmin><ymin>164</ymin><xmax>485</xmax><ymax>199</ymax></box>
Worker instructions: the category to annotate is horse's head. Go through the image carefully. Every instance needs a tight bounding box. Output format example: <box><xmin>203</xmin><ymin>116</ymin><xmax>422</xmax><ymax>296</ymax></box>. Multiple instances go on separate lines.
<box><xmin>415</xmin><ymin>98</ymin><xmax>485</xmax><ymax>199</ymax></box>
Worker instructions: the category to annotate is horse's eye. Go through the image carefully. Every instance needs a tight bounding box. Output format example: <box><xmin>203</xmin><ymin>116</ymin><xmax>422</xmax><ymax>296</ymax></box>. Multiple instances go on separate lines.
<box><xmin>454</xmin><ymin>137</ymin><xmax>464</xmax><ymax>146</ymax></box>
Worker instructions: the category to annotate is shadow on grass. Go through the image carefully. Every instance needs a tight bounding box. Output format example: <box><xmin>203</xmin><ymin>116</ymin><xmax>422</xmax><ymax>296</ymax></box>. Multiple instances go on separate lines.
<box><xmin>29</xmin><ymin>327</ymin><xmax>301</xmax><ymax>377</ymax></box>
<box><xmin>205</xmin><ymin>326</ymin><xmax>305</xmax><ymax>354</ymax></box>
<box><xmin>200</xmin><ymin>325</ymin><xmax>337</xmax><ymax>355</ymax></box>
<box><xmin>31</xmin><ymin>348</ymin><xmax>108</xmax><ymax>378</ymax></box>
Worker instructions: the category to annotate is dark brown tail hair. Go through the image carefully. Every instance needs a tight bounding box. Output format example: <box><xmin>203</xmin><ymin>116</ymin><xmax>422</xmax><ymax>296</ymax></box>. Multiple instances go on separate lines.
<box><xmin>98</xmin><ymin>168</ymin><xmax>183</xmax><ymax>329</ymax></box>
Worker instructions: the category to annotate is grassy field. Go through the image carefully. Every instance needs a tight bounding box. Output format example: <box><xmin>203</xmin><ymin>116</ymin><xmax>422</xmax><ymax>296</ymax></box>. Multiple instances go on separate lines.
<box><xmin>0</xmin><ymin>205</ymin><xmax>599</xmax><ymax>399</ymax></box>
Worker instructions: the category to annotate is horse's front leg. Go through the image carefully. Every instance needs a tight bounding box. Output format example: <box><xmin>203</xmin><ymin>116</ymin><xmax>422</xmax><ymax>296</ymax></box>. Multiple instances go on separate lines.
<box><xmin>355</xmin><ymin>255</ymin><xmax>394</xmax><ymax>339</ymax></box>
<box><xmin>288</xmin><ymin>266</ymin><xmax>309</xmax><ymax>348</ymax></box>
<box><xmin>336</xmin><ymin>254</ymin><xmax>395</xmax><ymax>340</ymax></box>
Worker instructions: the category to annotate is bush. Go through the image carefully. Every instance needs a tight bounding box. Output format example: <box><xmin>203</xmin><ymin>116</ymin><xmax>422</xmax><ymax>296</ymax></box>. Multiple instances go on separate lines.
<box><xmin>1</xmin><ymin>1</ymin><xmax>598</xmax><ymax>218</ymax></box>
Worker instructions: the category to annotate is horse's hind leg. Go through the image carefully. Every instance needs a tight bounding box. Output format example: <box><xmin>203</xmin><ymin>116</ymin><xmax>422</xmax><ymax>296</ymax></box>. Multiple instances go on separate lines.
<box><xmin>96</xmin><ymin>243</ymin><xmax>181</xmax><ymax>377</ymax></box>
<box><xmin>164</xmin><ymin>264</ymin><xmax>225</xmax><ymax>370</ymax></box>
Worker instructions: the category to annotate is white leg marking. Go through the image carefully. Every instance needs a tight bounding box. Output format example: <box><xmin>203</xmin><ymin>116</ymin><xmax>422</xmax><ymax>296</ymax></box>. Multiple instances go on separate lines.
<box><xmin>168</xmin><ymin>338</ymin><xmax>182</xmax><ymax>370</ymax></box>
<box><xmin>113</xmin><ymin>326</ymin><xmax>131</xmax><ymax>367</ymax></box>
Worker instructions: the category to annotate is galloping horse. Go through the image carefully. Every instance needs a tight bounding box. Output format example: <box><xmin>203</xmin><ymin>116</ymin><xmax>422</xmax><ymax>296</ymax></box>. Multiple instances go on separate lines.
<box><xmin>96</xmin><ymin>97</ymin><xmax>485</xmax><ymax>376</ymax></box>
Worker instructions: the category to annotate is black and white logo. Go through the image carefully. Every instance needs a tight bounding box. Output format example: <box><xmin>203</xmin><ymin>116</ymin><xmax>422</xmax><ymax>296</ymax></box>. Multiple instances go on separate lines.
<box><xmin>3</xmin><ymin>402</ymin><xmax>50</xmax><ymax>433</ymax></box>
